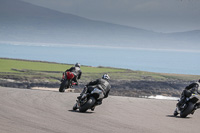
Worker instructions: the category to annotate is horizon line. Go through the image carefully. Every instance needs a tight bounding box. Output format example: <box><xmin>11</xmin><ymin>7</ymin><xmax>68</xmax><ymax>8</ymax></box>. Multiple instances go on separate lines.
<box><xmin>1</xmin><ymin>41</ymin><xmax>200</xmax><ymax>53</ymax></box>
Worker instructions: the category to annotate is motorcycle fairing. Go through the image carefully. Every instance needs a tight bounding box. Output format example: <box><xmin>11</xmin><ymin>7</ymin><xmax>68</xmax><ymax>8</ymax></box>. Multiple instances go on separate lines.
<box><xmin>91</xmin><ymin>88</ymin><xmax>104</xmax><ymax>99</ymax></box>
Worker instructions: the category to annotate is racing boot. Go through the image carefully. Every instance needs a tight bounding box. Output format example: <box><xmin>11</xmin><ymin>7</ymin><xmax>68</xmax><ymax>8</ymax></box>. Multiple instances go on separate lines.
<box><xmin>190</xmin><ymin>103</ymin><xmax>200</xmax><ymax>115</ymax></box>
<box><xmin>77</xmin><ymin>95</ymin><xmax>82</xmax><ymax>100</ymax></box>
<box><xmin>77</xmin><ymin>93</ymin><xmax>83</xmax><ymax>100</ymax></box>
<box><xmin>77</xmin><ymin>86</ymin><xmax>88</xmax><ymax>100</ymax></box>
<box><xmin>91</xmin><ymin>100</ymin><xmax>102</xmax><ymax>111</ymax></box>
<box><xmin>77</xmin><ymin>93</ymin><xmax>87</xmax><ymax>101</ymax></box>
<box><xmin>96</xmin><ymin>100</ymin><xmax>102</xmax><ymax>105</ymax></box>
<box><xmin>195</xmin><ymin>102</ymin><xmax>200</xmax><ymax>110</ymax></box>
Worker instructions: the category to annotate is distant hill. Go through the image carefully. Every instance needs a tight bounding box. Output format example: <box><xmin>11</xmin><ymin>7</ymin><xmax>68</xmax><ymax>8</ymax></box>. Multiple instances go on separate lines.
<box><xmin>0</xmin><ymin>0</ymin><xmax>200</xmax><ymax>51</ymax></box>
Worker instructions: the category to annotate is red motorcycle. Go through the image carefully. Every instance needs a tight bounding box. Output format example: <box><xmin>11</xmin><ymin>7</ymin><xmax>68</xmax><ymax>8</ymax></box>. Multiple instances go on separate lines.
<box><xmin>59</xmin><ymin>71</ymin><xmax>77</xmax><ymax>92</ymax></box>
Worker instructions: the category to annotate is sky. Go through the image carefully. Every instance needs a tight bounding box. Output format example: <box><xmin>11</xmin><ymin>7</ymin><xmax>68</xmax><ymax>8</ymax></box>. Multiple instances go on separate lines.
<box><xmin>20</xmin><ymin>0</ymin><xmax>200</xmax><ymax>33</ymax></box>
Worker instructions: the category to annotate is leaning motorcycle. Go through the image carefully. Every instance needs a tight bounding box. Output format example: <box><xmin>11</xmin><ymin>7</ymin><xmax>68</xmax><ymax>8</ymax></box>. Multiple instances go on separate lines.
<box><xmin>59</xmin><ymin>71</ymin><xmax>76</xmax><ymax>92</ymax></box>
<box><xmin>73</xmin><ymin>88</ymin><xmax>104</xmax><ymax>112</ymax></box>
<box><xmin>174</xmin><ymin>92</ymin><xmax>200</xmax><ymax>118</ymax></box>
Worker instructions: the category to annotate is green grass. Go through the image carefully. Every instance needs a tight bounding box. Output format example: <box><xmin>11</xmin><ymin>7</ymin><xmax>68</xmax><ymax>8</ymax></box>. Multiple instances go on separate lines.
<box><xmin>0</xmin><ymin>58</ymin><xmax>199</xmax><ymax>82</ymax></box>
<box><xmin>0</xmin><ymin>58</ymin><xmax>125</xmax><ymax>73</ymax></box>
<box><xmin>0</xmin><ymin>58</ymin><xmax>70</xmax><ymax>72</ymax></box>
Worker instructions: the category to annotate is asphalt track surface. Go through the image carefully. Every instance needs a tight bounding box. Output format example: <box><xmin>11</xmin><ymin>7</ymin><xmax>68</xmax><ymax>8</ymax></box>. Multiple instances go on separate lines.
<box><xmin>0</xmin><ymin>87</ymin><xmax>200</xmax><ymax>133</ymax></box>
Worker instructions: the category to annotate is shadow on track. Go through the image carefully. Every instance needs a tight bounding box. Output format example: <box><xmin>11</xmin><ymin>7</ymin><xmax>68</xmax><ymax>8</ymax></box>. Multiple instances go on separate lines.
<box><xmin>68</xmin><ymin>110</ymin><xmax>95</xmax><ymax>114</ymax></box>
<box><xmin>166</xmin><ymin>115</ymin><xmax>191</xmax><ymax>119</ymax></box>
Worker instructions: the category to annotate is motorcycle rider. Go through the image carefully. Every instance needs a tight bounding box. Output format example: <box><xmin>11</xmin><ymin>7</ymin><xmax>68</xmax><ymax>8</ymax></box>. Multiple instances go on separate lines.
<box><xmin>175</xmin><ymin>79</ymin><xmax>200</xmax><ymax>114</ymax></box>
<box><xmin>65</xmin><ymin>63</ymin><xmax>82</xmax><ymax>85</ymax></box>
<box><xmin>78</xmin><ymin>74</ymin><xmax>111</xmax><ymax>111</ymax></box>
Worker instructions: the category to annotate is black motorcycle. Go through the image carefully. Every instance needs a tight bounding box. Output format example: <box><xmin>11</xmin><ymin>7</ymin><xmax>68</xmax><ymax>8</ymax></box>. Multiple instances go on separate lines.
<box><xmin>73</xmin><ymin>88</ymin><xmax>104</xmax><ymax>112</ymax></box>
<box><xmin>174</xmin><ymin>92</ymin><xmax>200</xmax><ymax>118</ymax></box>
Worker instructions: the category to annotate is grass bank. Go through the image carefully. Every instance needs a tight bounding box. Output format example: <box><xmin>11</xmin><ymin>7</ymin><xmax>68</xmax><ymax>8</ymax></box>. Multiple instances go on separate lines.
<box><xmin>0</xmin><ymin>58</ymin><xmax>199</xmax><ymax>97</ymax></box>
<box><xmin>0</xmin><ymin>58</ymin><xmax>199</xmax><ymax>82</ymax></box>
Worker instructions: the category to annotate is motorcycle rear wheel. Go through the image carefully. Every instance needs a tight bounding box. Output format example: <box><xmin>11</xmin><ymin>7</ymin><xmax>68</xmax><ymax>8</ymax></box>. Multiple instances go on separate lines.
<box><xmin>59</xmin><ymin>80</ymin><xmax>68</xmax><ymax>92</ymax></box>
<box><xmin>79</xmin><ymin>97</ymin><xmax>96</xmax><ymax>112</ymax></box>
<box><xmin>180</xmin><ymin>102</ymin><xmax>195</xmax><ymax>118</ymax></box>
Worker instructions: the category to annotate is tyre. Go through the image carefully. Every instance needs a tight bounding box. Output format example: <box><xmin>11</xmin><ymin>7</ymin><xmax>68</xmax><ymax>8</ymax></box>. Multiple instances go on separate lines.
<box><xmin>73</xmin><ymin>103</ymin><xmax>78</xmax><ymax>111</ymax></box>
<box><xmin>59</xmin><ymin>80</ymin><xmax>68</xmax><ymax>92</ymax></box>
<box><xmin>173</xmin><ymin>109</ymin><xmax>178</xmax><ymax>116</ymax></box>
<box><xmin>180</xmin><ymin>102</ymin><xmax>195</xmax><ymax>118</ymax></box>
<box><xmin>79</xmin><ymin>97</ymin><xmax>96</xmax><ymax>112</ymax></box>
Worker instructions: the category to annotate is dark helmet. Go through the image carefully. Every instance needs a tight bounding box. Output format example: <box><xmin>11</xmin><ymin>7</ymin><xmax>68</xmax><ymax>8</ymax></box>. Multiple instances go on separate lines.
<box><xmin>102</xmin><ymin>74</ymin><xmax>110</xmax><ymax>80</ymax></box>
<box><xmin>75</xmin><ymin>63</ymin><xmax>80</xmax><ymax>68</ymax></box>
<box><xmin>198</xmin><ymin>79</ymin><xmax>200</xmax><ymax>83</ymax></box>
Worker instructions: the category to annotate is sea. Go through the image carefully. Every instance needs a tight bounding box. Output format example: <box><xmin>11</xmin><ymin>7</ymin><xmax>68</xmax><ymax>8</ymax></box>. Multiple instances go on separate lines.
<box><xmin>0</xmin><ymin>43</ymin><xmax>200</xmax><ymax>75</ymax></box>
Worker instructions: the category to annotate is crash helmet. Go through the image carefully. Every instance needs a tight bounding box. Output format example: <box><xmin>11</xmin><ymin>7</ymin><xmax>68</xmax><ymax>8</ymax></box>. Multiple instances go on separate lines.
<box><xmin>196</xmin><ymin>79</ymin><xmax>200</xmax><ymax>94</ymax></box>
<box><xmin>197</xmin><ymin>79</ymin><xmax>200</xmax><ymax>94</ymax></box>
<box><xmin>75</xmin><ymin>63</ymin><xmax>81</xmax><ymax>68</ymax></box>
<box><xmin>102</xmin><ymin>74</ymin><xmax>110</xmax><ymax>80</ymax></box>
<box><xmin>197</xmin><ymin>87</ymin><xmax>200</xmax><ymax>94</ymax></box>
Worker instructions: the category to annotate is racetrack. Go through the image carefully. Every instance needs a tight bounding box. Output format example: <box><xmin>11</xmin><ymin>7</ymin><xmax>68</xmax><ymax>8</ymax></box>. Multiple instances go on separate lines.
<box><xmin>0</xmin><ymin>87</ymin><xmax>200</xmax><ymax>133</ymax></box>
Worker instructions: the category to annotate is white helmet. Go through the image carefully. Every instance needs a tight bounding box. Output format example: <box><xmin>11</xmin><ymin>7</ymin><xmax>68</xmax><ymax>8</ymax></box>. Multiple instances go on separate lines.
<box><xmin>197</xmin><ymin>87</ymin><xmax>200</xmax><ymax>94</ymax></box>
<box><xmin>75</xmin><ymin>63</ymin><xmax>80</xmax><ymax>68</ymax></box>
<box><xmin>197</xmin><ymin>80</ymin><xmax>200</xmax><ymax>94</ymax></box>
<box><xmin>102</xmin><ymin>74</ymin><xmax>110</xmax><ymax>80</ymax></box>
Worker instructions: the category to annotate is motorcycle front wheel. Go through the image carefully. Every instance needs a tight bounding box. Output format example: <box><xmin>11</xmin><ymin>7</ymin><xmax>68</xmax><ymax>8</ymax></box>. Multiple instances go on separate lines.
<box><xmin>59</xmin><ymin>80</ymin><xmax>68</xmax><ymax>92</ymax></box>
<box><xmin>180</xmin><ymin>102</ymin><xmax>195</xmax><ymax>118</ymax></box>
<box><xmin>73</xmin><ymin>103</ymin><xmax>78</xmax><ymax>111</ymax></box>
<box><xmin>79</xmin><ymin>97</ymin><xmax>96</xmax><ymax>112</ymax></box>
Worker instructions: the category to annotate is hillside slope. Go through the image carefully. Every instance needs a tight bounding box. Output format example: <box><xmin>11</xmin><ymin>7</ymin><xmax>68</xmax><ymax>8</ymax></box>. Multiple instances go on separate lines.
<box><xmin>0</xmin><ymin>0</ymin><xmax>200</xmax><ymax>50</ymax></box>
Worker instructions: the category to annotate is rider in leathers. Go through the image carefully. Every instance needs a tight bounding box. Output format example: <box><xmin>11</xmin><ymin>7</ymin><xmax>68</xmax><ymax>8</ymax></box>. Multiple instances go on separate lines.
<box><xmin>65</xmin><ymin>63</ymin><xmax>82</xmax><ymax>85</ymax></box>
<box><xmin>78</xmin><ymin>74</ymin><xmax>111</xmax><ymax>110</ymax></box>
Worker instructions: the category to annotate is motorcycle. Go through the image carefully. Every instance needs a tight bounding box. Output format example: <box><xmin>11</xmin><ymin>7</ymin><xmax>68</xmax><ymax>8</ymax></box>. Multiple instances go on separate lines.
<box><xmin>73</xmin><ymin>88</ymin><xmax>104</xmax><ymax>112</ymax></box>
<box><xmin>174</xmin><ymin>92</ymin><xmax>200</xmax><ymax>118</ymax></box>
<box><xmin>59</xmin><ymin>71</ymin><xmax>76</xmax><ymax>92</ymax></box>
